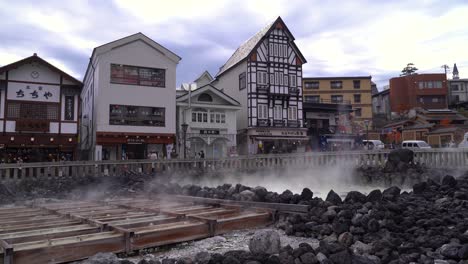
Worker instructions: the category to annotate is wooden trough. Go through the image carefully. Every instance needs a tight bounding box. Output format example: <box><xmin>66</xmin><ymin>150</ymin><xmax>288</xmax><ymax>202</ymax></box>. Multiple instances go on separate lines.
<box><xmin>0</xmin><ymin>197</ymin><xmax>274</xmax><ymax>264</ymax></box>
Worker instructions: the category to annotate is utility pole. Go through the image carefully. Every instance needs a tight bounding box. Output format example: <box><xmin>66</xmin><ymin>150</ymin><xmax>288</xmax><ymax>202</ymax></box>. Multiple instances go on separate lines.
<box><xmin>441</xmin><ymin>64</ymin><xmax>450</xmax><ymax>76</ymax></box>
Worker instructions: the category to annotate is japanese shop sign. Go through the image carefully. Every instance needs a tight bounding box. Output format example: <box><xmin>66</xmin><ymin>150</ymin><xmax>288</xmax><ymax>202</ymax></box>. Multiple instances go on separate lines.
<box><xmin>7</xmin><ymin>82</ymin><xmax>60</xmax><ymax>103</ymax></box>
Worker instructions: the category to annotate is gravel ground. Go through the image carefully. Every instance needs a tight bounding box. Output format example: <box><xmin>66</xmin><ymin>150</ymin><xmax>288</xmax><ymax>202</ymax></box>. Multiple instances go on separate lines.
<box><xmin>124</xmin><ymin>227</ymin><xmax>318</xmax><ymax>263</ymax></box>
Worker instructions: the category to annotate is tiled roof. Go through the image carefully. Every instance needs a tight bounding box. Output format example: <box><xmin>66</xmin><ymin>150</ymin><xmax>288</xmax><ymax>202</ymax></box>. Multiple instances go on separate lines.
<box><xmin>215</xmin><ymin>20</ymin><xmax>275</xmax><ymax>77</ymax></box>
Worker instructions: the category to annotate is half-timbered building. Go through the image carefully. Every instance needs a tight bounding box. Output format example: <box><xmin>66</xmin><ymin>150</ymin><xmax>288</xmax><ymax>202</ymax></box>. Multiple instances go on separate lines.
<box><xmin>213</xmin><ymin>17</ymin><xmax>308</xmax><ymax>154</ymax></box>
<box><xmin>0</xmin><ymin>54</ymin><xmax>82</xmax><ymax>162</ymax></box>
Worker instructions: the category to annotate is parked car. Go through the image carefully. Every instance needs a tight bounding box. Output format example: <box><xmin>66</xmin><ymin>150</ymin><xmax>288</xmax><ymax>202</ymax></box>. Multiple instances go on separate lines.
<box><xmin>401</xmin><ymin>140</ymin><xmax>432</xmax><ymax>149</ymax></box>
<box><xmin>362</xmin><ymin>140</ymin><xmax>385</xmax><ymax>150</ymax></box>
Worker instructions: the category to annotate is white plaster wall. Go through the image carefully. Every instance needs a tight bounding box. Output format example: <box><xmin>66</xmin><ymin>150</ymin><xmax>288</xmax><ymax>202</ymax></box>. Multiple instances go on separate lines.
<box><xmin>61</xmin><ymin>123</ymin><xmax>77</xmax><ymax>134</ymax></box>
<box><xmin>5</xmin><ymin>121</ymin><xmax>15</xmax><ymax>132</ymax></box>
<box><xmin>213</xmin><ymin>61</ymin><xmax>248</xmax><ymax>130</ymax></box>
<box><xmin>49</xmin><ymin>122</ymin><xmax>59</xmax><ymax>133</ymax></box>
<box><xmin>95</xmin><ymin>40</ymin><xmax>177</xmax><ymax>134</ymax></box>
<box><xmin>8</xmin><ymin>62</ymin><xmax>60</xmax><ymax>84</ymax></box>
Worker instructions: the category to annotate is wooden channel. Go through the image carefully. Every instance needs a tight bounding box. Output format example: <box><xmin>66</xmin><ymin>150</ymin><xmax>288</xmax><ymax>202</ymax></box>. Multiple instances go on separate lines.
<box><xmin>0</xmin><ymin>197</ymin><xmax>273</xmax><ymax>264</ymax></box>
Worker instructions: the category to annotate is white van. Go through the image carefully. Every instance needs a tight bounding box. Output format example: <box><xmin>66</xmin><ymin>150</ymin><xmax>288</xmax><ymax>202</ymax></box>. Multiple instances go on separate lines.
<box><xmin>401</xmin><ymin>140</ymin><xmax>432</xmax><ymax>149</ymax></box>
<box><xmin>459</xmin><ymin>132</ymin><xmax>468</xmax><ymax>148</ymax></box>
<box><xmin>362</xmin><ymin>140</ymin><xmax>385</xmax><ymax>150</ymax></box>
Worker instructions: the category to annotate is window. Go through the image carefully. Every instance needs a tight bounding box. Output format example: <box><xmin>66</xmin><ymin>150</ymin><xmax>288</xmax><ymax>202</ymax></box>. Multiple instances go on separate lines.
<box><xmin>239</xmin><ymin>72</ymin><xmax>246</xmax><ymax>90</ymax></box>
<box><xmin>257</xmin><ymin>72</ymin><xmax>268</xmax><ymax>85</ymax></box>
<box><xmin>279</xmin><ymin>73</ymin><xmax>283</xmax><ymax>85</ymax></box>
<box><xmin>305</xmin><ymin>96</ymin><xmax>320</xmax><ymax>103</ymax></box>
<box><xmin>432</xmin><ymin>97</ymin><xmax>439</xmax><ymax>103</ymax></box>
<box><xmin>270</xmin><ymin>74</ymin><xmax>274</xmax><ymax>85</ymax></box>
<box><xmin>288</xmin><ymin>106</ymin><xmax>297</xmax><ymax>120</ymax></box>
<box><xmin>284</xmin><ymin>75</ymin><xmax>289</xmax><ymax>86</ymax></box>
<box><xmin>192</xmin><ymin>112</ymin><xmax>197</xmax><ymax>122</ymax></box>
<box><xmin>274</xmin><ymin>44</ymin><xmax>278</xmax><ymax>56</ymax></box>
<box><xmin>330</xmin><ymin>81</ymin><xmax>343</xmax><ymax>89</ymax></box>
<box><xmin>198</xmin><ymin>93</ymin><xmax>213</xmax><ymax>102</ymax></box>
<box><xmin>274</xmin><ymin>105</ymin><xmax>282</xmax><ymax>120</ymax></box>
<box><xmin>109</xmin><ymin>104</ymin><xmax>165</xmax><ymax>126</ymax></box>
<box><xmin>354</xmin><ymin>94</ymin><xmax>361</xmax><ymax>103</ymax></box>
<box><xmin>192</xmin><ymin>108</ymin><xmax>208</xmax><ymax>123</ymax></box>
<box><xmin>283</xmin><ymin>45</ymin><xmax>288</xmax><ymax>57</ymax></box>
<box><xmin>304</xmin><ymin>81</ymin><xmax>319</xmax><ymax>89</ymax></box>
<box><xmin>290</xmin><ymin>75</ymin><xmax>297</xmax><ymax>87</ymax></box>
<box><xmin>275</xmin><ymin>72</ymin><xmax>279</xmax><ymax>85</ymax></box>
<box><xmin>331</xmin><ymin>95</ymin><xmax>343</xmax><ymax>103</ymax></box>
<box><xmin>355</xmin><ymin>108</ymin><xmax>362</xmax><ymax>117</ymax></box>
<box><xmin>7</xmin><ymin>102</ymin><xmax>59</xmax><ymax>120</ymax></box>
<box><xmin>258</xmin><ymin>104</ymin><xmax>268</xmax><ymax>119</ymax></box>
<box><xmin>353</xmin><ymin>80</ymin><xmax>361</xmax><ymax>89</ymax></box>
<box><xmin>279</xmin><ymin>44</ymin><xmax>283</xmax><ymax>57</ymax></box>
<box><xmin>269</xmin><ymin>43</ymin><xmax>273</xmax><ymax>55</ymax></box>
<box><xmin>452</xmin><ymin>84</ymin><xmax>459</xmax><ymax>91</ymax></box>
<box><xmin>110</xmin><ymin>64</ymin><xmax>165</xmax><ymax>87</ymax></box>
<box><xmin>418</xmin><ymin>81</ymin><xmax>444</xmax><ymax>89</ymax></box>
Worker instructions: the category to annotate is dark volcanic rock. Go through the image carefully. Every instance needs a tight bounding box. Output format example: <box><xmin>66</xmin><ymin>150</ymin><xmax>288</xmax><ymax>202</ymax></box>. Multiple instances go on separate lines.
<box><xmin>301</xmin><ymin>188</ymin><xmax>314</xmax><ymax>201</ymax></box>
<box><xmin>442</xmin><ymin>175</ymin><xmax>457</xmax><ymax>187</ymax></box>
<box><xmin>366</xmin><ymin>189</ymin><xmax>382</xmax><ymax>203</ymax></box>
<box><xmin>345</xmin><ymin>191</ymin><xmax>367</xmax><ymax>204</ymax></box>
<box><xmin>382</xmin><ymin>186</ymin><xmax>401</xmax><ymax>201</ymax></box>
<box><xmin>326</xmin><ymin>190</ymin><xmax>342</xmax><ymax>205</ymax></box>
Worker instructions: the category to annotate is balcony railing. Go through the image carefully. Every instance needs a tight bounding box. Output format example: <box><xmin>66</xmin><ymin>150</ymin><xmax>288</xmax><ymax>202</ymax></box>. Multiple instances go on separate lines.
<box><xmin>287</xmin><ymin>120</ymin><xmax>300</xmax><ymax>128</ymax></box>
<box><xmin>273</xmin><ymin>120</ymin><xmax>285</xmax><ymax>127</ymax></box>
<box><xmin>288</xmin><ymin>87</ymin><xmax>300</xmax><ymax>94</ymax></box>
<box><xmin>257</xmin><ymin>119</ymin><xmax>270</xmax><ymax>127</ymax></box>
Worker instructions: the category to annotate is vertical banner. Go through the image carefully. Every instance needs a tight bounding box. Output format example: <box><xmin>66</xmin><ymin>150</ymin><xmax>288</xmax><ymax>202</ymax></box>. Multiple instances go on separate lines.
<box><xmin>65</xmin><ymin>95</ymin><xmax>74</xmax><ymax>120</ymax></box>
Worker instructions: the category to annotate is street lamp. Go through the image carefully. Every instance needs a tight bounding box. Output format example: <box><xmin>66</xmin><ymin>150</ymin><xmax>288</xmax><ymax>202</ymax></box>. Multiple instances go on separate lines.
<box><xmin>181</xmin><ymin>123</ymin><xmax>188</xmax><ymax>159</ymax></box>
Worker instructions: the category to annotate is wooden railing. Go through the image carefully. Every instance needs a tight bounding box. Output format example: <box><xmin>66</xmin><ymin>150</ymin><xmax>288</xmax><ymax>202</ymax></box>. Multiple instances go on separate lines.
<box><xmin>0</xmin><ymin>149</ymin><xmax>467</xmax><ymax>182</ymax></box>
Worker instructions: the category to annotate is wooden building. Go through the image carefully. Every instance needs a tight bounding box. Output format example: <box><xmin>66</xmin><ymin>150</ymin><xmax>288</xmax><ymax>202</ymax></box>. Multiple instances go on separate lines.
<box><xmin>0</xmin><ymin>54</ymin><xmax>82</xmax><ymax>162</ymax></box>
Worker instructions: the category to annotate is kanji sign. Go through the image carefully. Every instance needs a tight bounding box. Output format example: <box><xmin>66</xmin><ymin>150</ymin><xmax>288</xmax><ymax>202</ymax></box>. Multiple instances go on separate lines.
<box><xmin>7</xmin><ymin>82</ymin><xmax>60</xmax><ymax>102</ymax></box>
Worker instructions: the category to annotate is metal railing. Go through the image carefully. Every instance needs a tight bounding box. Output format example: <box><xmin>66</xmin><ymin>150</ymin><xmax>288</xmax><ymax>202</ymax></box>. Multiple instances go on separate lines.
<box><xmin>0</xmin><ymin>149</ymin><xmax>467</xmax><ymax>182</ymax></box>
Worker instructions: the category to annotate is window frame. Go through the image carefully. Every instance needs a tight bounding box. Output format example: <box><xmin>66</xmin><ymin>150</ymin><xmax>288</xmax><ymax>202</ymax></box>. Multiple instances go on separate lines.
<box><xmin>273</xmin><ymin>105</ymin><xmax>282</xmax><ymax>120</ymax></box>
<box><xmin>354</xmin><ymin>94</ymin><xmax>361</xmax><ymax>103</ymax></box>
<box><xmin>354</xmin><ymin>108</ymin><xmax>362</xmax><ymax>117</ymax></box>
<box><xmin>239</xmin><ymin>72</ymin><xmax>246</xmax><ymax>90</ymax></box>
<box><xmin>110</xmin><ymin>64</ymin><xmax>165</xmax><ymax>88</ymax></box>
<box><xmin>331</xmin><ymin>95</ymin><xmax>343</xmax><ymax>103</ymax></box>
<box><xmin>353</xmin><ymin>80</ymin><xmax>361</xmax><ymax>89</ymax></box>
<box><xmin>258</xmin><ymin>104</ymin><xmax>268</xmax><ymax>119</ymax></box>
<box><xmin>304</xmin><ymin>81</ymin><xmax>319</xmax><ymax>89</ymax></box>
<box><xmin>288</xmin><ymin>106</ymin><xmax>297</xmax><ymax>120</ymax></box>
<box><xmin>330</xmin><ymin>81</ymin><xmax>343</xmax><ymax>89</ymax></box>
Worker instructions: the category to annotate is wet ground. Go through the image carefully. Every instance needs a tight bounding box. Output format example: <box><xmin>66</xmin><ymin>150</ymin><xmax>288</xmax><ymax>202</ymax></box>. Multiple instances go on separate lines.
<box><xmin>125</xmin><ymin>227</ymin><xmax>318</xmax><ymax>263</ymax></box>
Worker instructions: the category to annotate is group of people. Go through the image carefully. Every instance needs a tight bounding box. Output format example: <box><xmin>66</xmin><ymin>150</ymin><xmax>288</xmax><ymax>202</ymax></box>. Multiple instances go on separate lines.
<box><xmin>0</xmin><ymin>150</ymin><xmax>73</xmax><ymax>163</ymax></box>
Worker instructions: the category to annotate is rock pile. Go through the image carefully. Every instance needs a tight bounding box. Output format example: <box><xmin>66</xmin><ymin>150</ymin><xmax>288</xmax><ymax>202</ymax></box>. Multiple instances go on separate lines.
<box><xmin>277</xmin><ymin>174</ymin><xmax>468</xmax><ymax>263</ymax></box>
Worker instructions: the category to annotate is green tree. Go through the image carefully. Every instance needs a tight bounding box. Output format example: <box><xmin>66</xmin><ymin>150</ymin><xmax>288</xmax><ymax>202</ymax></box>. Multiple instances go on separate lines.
<box><xmin>400</xmin><ymin>63</ymin><xmax>418</xmax><ymax>76</ymax></box>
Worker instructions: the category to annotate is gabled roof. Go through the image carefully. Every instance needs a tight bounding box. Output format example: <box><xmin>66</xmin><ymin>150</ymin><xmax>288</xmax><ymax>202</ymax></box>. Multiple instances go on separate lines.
<box><xmin>84</xmin><ymin>32</ymin><xmax>181</xmax><ymax>82</ymax></box>
<box><xmin>176</xmin><ymin>83</ymin><xmax>240</xmax><ymax>107</ymax></box>
<box><xmin>215</xmin><ymin>16</ymin><xmax>307</xmax><ymax>78</ymax></box>
<box><xmin>0</xmin><ymin>54</ymin><xmax>82</xmax><ymax>85</ymax></box>
<box><xmin>193</xmin><ymin>71</ymin><xmax>213</xmax><ymax>84</ymax></box>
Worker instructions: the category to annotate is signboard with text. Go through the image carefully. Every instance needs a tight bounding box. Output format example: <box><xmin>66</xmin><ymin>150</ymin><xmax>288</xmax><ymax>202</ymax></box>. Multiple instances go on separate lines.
<box><xmin>7</xmin><ymin>82</ymin><xmax>60</xmax><ymax>103</ymax></box>
<box><xmin>249</xmin><ymin>129</ymin><xmax>307</xmax><ymax>137</ymax></box>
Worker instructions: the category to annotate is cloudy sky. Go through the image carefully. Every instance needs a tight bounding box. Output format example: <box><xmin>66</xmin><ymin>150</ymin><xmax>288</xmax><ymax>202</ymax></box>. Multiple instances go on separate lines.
<box><xmin>1</xmin><ymin>0</ymin><xmax>467</xmax><ymax>90</ymax></box>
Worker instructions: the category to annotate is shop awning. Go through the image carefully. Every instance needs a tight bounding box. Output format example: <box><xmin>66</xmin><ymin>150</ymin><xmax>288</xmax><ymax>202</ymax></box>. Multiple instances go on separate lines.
<box><xmin>255</xmin><ymin>136</ymin><xmax>310</xmax><ymax>141</ymax></box>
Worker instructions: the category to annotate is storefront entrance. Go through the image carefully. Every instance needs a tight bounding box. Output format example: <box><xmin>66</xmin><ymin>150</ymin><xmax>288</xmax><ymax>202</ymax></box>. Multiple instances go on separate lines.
<box><xmin>124</xmin><ymin>144</ymin><xmax>146</xmax><ymax>160</ymax></box>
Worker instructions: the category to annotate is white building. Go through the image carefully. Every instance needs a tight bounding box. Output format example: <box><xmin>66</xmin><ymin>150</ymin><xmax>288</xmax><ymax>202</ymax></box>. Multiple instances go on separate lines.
<box><xmin>0</xmin><ymin>54</ymin><xmax>82</xmax><ymax>161</ymax></box>
<box><xmin>213</xmin><ymin>17</ymin><xmax>308</xmax><ymax>155</ymax></box>
<box><xmin>80</xmin><ymin>33</ymin><xmax>181</xmax><ymax>160</ymax></box>
<box><xmin>448</xmin><ymin>64</ymin><xmax>468</xmax><ymax>105</ymax></box>
<box><xmin>176</xmin><ymin>72</ymin><xmax>241</xmax><ymax>159</ymax></box>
